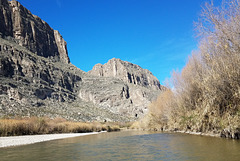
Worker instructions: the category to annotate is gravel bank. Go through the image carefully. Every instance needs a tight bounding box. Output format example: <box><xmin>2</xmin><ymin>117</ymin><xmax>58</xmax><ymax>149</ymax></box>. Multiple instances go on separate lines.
<box><xmin>0</xmin><ymin>132</ymin><xmax>102</xmax><ymax>148</ymax></box>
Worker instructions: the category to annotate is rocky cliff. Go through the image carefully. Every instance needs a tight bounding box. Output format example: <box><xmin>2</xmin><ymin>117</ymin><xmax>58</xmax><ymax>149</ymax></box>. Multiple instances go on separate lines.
<box><xmin>0</xmin><ymin>0</ymin><xmax>70</xmax><ymax>63</ymax></box>
<box><xmin>0</xmin><ymin>0</ymin><xmax>162</xmax><ymax>122</ymax></box>
<box><xmin>0</xmin><ymin>38</ymin><xmax>126</xmax><ymax>121</ymax></box>
<box><xmin>89</xmin><ymin>58</ymin><xmax>161</xmax><ymax>90</ymax></box>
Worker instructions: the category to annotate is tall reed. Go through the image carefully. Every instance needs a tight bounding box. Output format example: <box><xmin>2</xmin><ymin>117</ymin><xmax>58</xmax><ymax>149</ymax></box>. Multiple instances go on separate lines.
<box><xmin>0</xmin><ymin>117</ymin><xmax>120</xmax><ymax>136</ymax></box>
<box><xmin>136</xmin><ymin>0</ymin><xmax>240</xmax><ymax>138</ymax></box>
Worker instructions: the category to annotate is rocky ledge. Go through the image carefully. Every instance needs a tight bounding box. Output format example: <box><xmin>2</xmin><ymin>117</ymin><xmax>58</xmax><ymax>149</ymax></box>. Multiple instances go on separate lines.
<box><xmin>0</xmin><ymin>0</ymin><xmax>69</xmax><ymax>63</ymax></box>
<box><xmin>89</xmin><ymin>58</ymin><xmax>161</xmax><ymax>90</ymax></box>
<box><xmin>0</xmin><ymin>0</ymin><xmax>162</xmax><ymax>122</ymax></box>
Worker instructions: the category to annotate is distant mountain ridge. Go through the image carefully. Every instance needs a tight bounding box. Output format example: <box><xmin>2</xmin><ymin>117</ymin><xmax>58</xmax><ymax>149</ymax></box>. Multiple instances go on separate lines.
<box><xmin>0</xmin><ymin>0</ymin><xmax>162</xmax><ymax>121</ymax></box>
<box><xmin>89</xmin><ymin>58</ymin><xmax>161</xmax><ymax>90</ymax></box>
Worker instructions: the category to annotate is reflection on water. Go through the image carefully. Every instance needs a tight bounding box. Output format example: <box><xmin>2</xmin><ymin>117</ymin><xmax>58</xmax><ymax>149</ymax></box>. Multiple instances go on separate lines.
<box><xmin>0</xmin><ymin>131</ymin><xmax>240</xmax><ymax>161</ymax></box>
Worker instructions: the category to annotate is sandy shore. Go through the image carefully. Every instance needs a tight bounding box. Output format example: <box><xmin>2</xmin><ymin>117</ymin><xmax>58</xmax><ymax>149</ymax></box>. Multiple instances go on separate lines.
<box><xmin>0</xmin><ymin>132</ymin><xmax>102</xmax><ymax>148</ymax></box>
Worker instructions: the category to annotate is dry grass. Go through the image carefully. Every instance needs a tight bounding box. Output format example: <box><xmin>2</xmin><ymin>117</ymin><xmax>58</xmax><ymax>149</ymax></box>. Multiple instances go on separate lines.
<box><xmin>0</xmin><ymin>117</ymin><xmax>120</xmax><ymax>137</ymax></box>
<box><xmin>137</xmin><ymin>0</ymin><xmax>240</xmax><ymax>138</ymax></box>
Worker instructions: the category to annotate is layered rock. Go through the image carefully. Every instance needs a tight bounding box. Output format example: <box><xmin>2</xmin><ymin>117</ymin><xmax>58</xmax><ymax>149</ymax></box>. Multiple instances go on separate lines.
<box><xmin>0</xmin><ymin>38</ymin><xmax>147</xmax><ymax>121</ymax></box>
<box><xmin>0</xmin><ymin>0</ymin><xmax>162</xmax><ymax>122</ymax></box>
<box><xmin>78</xmin><ymin>75</ymin><xmax>160</xmax><ymax>119</ymax></box>
<box><xmin>89</xmin><ymin>58</ymin><xmax>161</xmax><ymax>90</ymax></box>
<box><xmin>0</xmin><ymin>38</ymin><xmax>124</xmax><ymax>121</ymax></box>
<box><xmin>85</xmin><ymin>58</ymin><xmax>162</xmax><ymax>119</ymax></box>
<box><xmin>0</xmin><ymin>0</ymin><xmax>70</xmax><ymax>63</ymax></box>
<box><xmin>0</xmin><ymin>0</ymin><xmax>13</xmax><ymax>37</ymax></box>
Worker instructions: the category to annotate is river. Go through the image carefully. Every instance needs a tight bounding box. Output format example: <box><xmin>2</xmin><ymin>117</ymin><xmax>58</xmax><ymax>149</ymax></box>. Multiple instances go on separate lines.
<box><xmin>0</xmin><ymin>131</ymin><xmax>239</xmax><ymax>161</ymax></box>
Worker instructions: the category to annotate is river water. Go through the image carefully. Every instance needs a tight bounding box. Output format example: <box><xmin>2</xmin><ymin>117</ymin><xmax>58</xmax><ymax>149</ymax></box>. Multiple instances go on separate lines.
<box><xmin>0</xmin><ymin>131</ymin><xmax>240</xmax><ymax>161</ymax></box>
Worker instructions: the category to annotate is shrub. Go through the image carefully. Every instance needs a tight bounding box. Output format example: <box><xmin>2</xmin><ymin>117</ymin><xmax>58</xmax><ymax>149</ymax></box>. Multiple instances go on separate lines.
<box><xmin>0</xmin><ymin>117</ymin><xmax>121</xmax><ymax>136</ymax></box>
<box><xmin>140</xmin><ymin>0</ymin><xmax>240</xmax><ymax>134</ymax></box>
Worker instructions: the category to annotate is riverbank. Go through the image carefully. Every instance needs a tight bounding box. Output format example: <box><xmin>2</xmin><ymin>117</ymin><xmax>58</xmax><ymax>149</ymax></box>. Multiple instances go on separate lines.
<box><xmin>130</xmin><ymin>122</ymin><xmax>237</xmax><ymax>139</ymax></box>
<box><xmin>0</xmin><ymin>117</ymin><xmax>121</xmax><ymax>137</ymax></box>
<box><xmin>174</xmin><ymin>130</ymin><xmax>220</xmax><ymax>138</ymax></box>
<box><xmin>0</xmin><ymin>132</ymin><xmax>105</xmax><ymax>148</ymax></box>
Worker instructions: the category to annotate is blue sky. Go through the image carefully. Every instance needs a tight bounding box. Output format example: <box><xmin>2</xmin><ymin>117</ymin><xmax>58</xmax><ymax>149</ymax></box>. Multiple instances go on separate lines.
<box><xmin>17</xmin><ymin>0</ymin><xmax>220</xmax><ymax>84</ymax></box>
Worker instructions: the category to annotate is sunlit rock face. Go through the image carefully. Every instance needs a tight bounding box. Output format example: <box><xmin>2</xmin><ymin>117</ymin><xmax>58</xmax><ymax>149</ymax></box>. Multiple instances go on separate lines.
<box><xmin>89</xmin><ymin>58</ymin><xmax>161</xmax><ymax>90</ymax></box>
<box><xmin>0</xmin><ymin>0</ymin><xmax>162</xmax><ymax>122</ymax></box>
<box><xmin>0</xmin><ymin>0</ymin><xmax>70</xmax><ymax>63</ymax></box>
<box><xmin>86</xmin><ymin>58</ymin><xmax>162</xmax><ymax>118</ymax></box>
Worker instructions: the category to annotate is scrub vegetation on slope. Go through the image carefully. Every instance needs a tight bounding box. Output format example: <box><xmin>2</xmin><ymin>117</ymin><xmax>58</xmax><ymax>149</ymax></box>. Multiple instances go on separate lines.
<box><xmin>133</xmin><ymin>0</ymin><xmax>240</xmax><ymax>139</ymax></box>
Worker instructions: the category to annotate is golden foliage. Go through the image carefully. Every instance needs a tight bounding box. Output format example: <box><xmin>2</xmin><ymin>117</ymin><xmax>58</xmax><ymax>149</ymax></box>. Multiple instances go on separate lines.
<box><xmin>139</xmin><ymin>0</ymin><xmax>240</xmax><ymax>133</ymax></box>
<box><xmin>0</xmin><ymin>117</ymin><xmax>120</xmax><ymax>136</ymax></box>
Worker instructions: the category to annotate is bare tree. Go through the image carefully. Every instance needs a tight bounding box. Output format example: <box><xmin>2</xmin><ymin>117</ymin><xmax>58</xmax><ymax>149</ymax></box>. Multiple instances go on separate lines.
<box><xmin>142</xmin><ymin>0</ymin><xmax>240</xmax><ymax>135</ymax></box>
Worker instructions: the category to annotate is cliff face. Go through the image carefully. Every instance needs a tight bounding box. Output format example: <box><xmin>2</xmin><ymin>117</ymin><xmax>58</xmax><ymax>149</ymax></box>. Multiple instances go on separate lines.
<box><xmin>0</xmin><ymin>37</ymin><xmax>159</xmax><ymax>121</ymax></box>
<box><xmin>0</xmin><ymin>0</ymin><xmax>70</xmax><ymax>63</ymax></box>
<box><xmin>0</xmin><ymin>0</ymin><xmax>162</xmax><ymax>122</ymax></box>
<box><xmin>0</xmin><ymin>0</ymin><xmax>12</xmax><ymax>37</ymax></box>
<box><xmin>89</xmin><ymin>58</ymin><xmax>161</xmax><ymax>90</ymax></box>
<box><xmin>85</xmin><ymin>58</ymin><xmax>162</xmax><ymax>119</ymax></box>
<box><xmin>78</xmin><ymin>75</ymin><xmax>160</xmax><ymax>120</ymax></box>
<box><xmin>0</xmin><ymin>38</ymin><xmax>125</xmax><ymax>122</ymax></box>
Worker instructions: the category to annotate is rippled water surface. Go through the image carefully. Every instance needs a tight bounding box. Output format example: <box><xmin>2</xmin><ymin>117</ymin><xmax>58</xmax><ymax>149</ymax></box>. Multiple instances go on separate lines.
<box><xmin>1</xmin><ymin>131</ymin><xmax>240</xmax><ymax>161</ymax></box>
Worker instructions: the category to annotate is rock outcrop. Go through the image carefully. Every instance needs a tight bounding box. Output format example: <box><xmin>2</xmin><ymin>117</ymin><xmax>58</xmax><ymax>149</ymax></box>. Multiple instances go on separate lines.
<box><xmin>78</xmin><ymin>75</ymin><xmax>160</xmax><ymax>120</ymax></box>
<box><xmin>89</xmin><ymin>58</ymin><xmax>161</xmax><ymax>90</ymax></box>
<box><xmin>0</xmin><ymin>38</ymin><xmax>124</xmax><ymax>121</ymax></box>
<box><xmin>0</xmin><ymin>0</ymin><xmax>70</xmax><ymax>63</ymax></box>
<box><xmin>0</xmin><ymin>0</ymin><xmax>13</xmax><ymax>37</ymax></box>
<box><xmin>0</xmin><ymin>0</ymin><xmax>162</xmax><ymax>122</ymax></box>
<box><xmin>85</xmin><ymin>58</ymin><xmax>162</xmax><ymax>119</ymax></box>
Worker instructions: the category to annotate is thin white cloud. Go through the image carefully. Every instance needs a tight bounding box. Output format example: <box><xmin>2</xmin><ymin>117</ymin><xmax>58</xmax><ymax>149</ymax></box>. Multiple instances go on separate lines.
<box><xmin>156</xmin><ymin>37</ymin><xmax>197</xmax><ymax>62</ymax></box>
<box><xmin>127</xmin><ymin>53</ymin><xmax>156</xmax><ymax>65</ymax></box>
